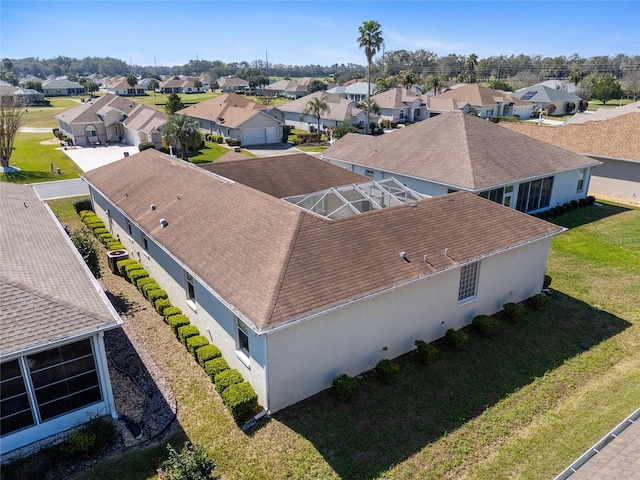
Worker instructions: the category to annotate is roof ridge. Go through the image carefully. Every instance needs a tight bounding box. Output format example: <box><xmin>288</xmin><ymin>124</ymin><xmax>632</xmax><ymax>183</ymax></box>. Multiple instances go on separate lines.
<box><xmin>460</xmin><ymin>114</ymin><xmax>479</xmax><ymax>188</ymax></box>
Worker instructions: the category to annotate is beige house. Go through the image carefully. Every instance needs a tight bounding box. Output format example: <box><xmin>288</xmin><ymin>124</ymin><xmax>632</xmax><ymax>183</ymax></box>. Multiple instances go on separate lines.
<box><xmin>103</xmin><ymin>77</ymin><xmax>145</xmax><ymax>96</ymax></box>
<box><xmin>82</xmin><ymin>149</ymin><xmax>563</xmax><ymax>413</ymax></box>
<box><xmin>55</xmin><ymin>94</ymin><xmax>168</xmax><ymax>147</ymax></box>
<box><xmin>160</xmin><ymin>76</ymin><xmax>206</xmax><ymax>94</ymax></box>
<box><xmin>434</xmin><ymin>83</ymin><xmax>534</xmax><ymax>119</ymax></box>
<box><xmin>0</xmin><ymin>183</ymin><xmax>122</xmax><ymax>455</ymax></box>
<box><xmin>279</xmin><ymin>91</ymin><xmax>369</xmax><ymax>131</ymax></box>
<box><xmin>217</xmin><ymin>77</ymin><xmax>250</xmax><ymax>93</ymax></box>
<box><xmin>372</xmin><ymin>87</ymin><xmax>425</xmax><ymax>123</ymax></box>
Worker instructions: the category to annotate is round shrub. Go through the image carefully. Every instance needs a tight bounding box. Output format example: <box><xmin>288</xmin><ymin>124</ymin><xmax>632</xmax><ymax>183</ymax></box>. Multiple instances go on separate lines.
<box><xmin>529</xmin><ymin>293</ymin><xmax>549</xmax><ymax>311</ymax></box>
<box><xmin>196</xmin><ymin>344</ymin><xmax>222</xmax><ymax>367</ymax></box>
<box><xmin>546</xmin><ymin>103</ymin><xmax>557</xmax><ymax>115</ymax></box>
<box><xmin>177</xmin><ymin>325</ymin><xmax>199</xmax><ymax>345</ymax></box>
<box><xmin>186</xmin><ymin>335</ymin><xmax>209</xmax><ymax>356</ymax></box>
<box><xmin>331</xmin><ymin>374</ymin><xmax>359</xmax><ymax>402</ymax></box>
<box><xmin>138</xmin><ymin>141</ymin><xmax>155</xmax><ymax>152</ymax></box>
<box><xmin>93</xmin><ymin>227</ymin><xmax>108</xmax><ymax>235</ymax></box>
<box><xmin>503</xmin><ymin>302</ymin><xmax>525</xmax><ymax>323</ymax></box>
<box><xmin>565</xmin><ymin>101</ymin><xmax>576</xmax><ymax>114</ymax></box>
<box><xmin>106</xmin><ymin>241</ymin><xmax>126</xmax><ymax>251</ymax></box>
<box><xmin>205</xmin><ymin>357</ymin><xmax>229</xmax><ymax>381</ymax></box>
<box><xmin>570</xmin><ymin>200</ymin><xmax>579</xmax><ymax>210</ymax></box>
<box><xmin>472</xmin><ymin>314</ymin><xmax>499</xmax><ymax>336</ymax></box>
<box><xmin>99</xmin><ymin>233</ymin><xmax>115</xmax><ymax>245</ymax></box>
<box><xmin>444</xmin><ymin>328</ymin><xmax>469</xmax><ymax>351</ymax></box>
<box><xmin>215</xmin><ymin>369</ymin><xmax>244</xmax><ymax>395</ymax></box>
<box><xmin>79</xmin><ymin>210</ymin><xmax>95</xmax><ymax>218</ymax></box>
<box><xmin>141</xmin><ymin>282</ymin><xmax>161</xmax><ymax>298</ymax></box>
<box><xmin>414</xmin><ymin>340</ymin><xmax>439</xmax><ymax>365</ymax></box>
<box><xmin>221</xmin><ymin>382</ymin><xmax>259</xmax><ymax>423</ymax></box>
<box><xmin>376</xmin><ymin>358</ymin><xmax>400</xmax><ymax>384</ymax></box>
<box><xmin>587</xmin><ymin>195</ymin><xmax>596</xmax><ymax>205</ymax></box>
<box><xmin>579</xmin><ymin>197</ymin><xmax>588</xmax><ymax>208</ymax></box>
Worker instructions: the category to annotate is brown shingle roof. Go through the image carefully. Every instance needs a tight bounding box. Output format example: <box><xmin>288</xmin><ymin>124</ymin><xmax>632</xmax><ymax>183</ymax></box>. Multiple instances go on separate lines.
<box><xmin>322</xmin><ymin>112</ymin><xmax>599</xmax><ymax>190</ymax></box>
<box><xmin>177</xmin><ymin>93</ymin><xmax>273</xmax><ymax>127</ymax></box>
<box><xmin>82</xmin><ymin>149</ymin><xmax>563</xmax><ymax>331</ymax></box>
<box><xmin>279</xmin><ymin>91</ymin><xmax>365</xmax><ymax>122</ymax></box>
<box><xmin>56</xmin><ymin>94</ymin><xmax>141</xmax><ymax>125</ymax></box>
<box><xmin>372</xmin><ymin>88</ymin><xmax>421</xmax><ymax>109</ymax></box>
<box><xmin>199</xmin><ymin>153</ymin><xmax>368</xmax><ymax>198</ymax></box>
<box><xmin>435</xmin><ymin>83</ymin><xmax>532</xmax><ymax>107</ymax></box>
<box><xmin>0</xmin><ymin>183</ymin><xmax>121</xmax><ymax>357</ymax></box>
<box><xmin>498</xmin><ymin>113</ymin><xmax>640</xmax><ymax>161</ymax></box>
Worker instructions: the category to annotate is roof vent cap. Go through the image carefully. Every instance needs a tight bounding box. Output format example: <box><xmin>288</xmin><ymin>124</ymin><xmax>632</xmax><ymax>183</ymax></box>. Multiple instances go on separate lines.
<box><xmin>160</xmin><ymin>218</ymin><xmax>168</xmax><ymax>227</ymax></box>
<box><xmin>150</xmin><ymin>204</ymin><xmax>156</xmax><ymax>210</ymax></box>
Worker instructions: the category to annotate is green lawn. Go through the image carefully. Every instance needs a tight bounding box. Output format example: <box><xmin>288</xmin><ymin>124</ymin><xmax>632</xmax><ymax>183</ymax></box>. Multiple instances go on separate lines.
<box><xmin>0</xmin><ymin>132</ymin><xmax>82</xmax><ymax>183</ymax></box>
<box><xmin>26</xmin><ymin>199</ymin><xmax>634</xmax><ymax>480</ymax></box>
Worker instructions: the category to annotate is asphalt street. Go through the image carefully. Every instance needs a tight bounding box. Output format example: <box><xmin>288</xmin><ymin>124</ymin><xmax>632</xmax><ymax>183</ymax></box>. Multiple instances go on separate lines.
<box><xmin>31</xmin><ymin>178</ymin><xmax>89</xmax><ymax>200</ymax></box>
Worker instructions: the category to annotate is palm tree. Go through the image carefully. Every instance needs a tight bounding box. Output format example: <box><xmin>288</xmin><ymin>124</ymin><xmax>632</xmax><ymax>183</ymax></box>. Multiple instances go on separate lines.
<box><xmin>302</xmin><ymin>95</ymin><xmax>330</xmax><ymax>142</ymax></box>
<box><xmin>126</xmin><ymin>73</ymin><xmax>138</xmax><ymax>96</ymax></box>
<box><xmin>149</xmin><ymin>79</ymin><xmax>159</xmax><ymax>98</ymax></box>
<box><xmin>162</xmin><ymin>114</ymin><xmax>202</xmax><ymax>161</ymax></box>
<box><xmin>465</xmin><ymin>54</ymin><xmax>478</xmax><ymax>83</ymax></box>
<box><xmin>357</xmin><ymin>20</ymin><xmax>383</xmax><ymax>134</ymax></box>
<box><xmin>424</xmin><ymin>74</ymin><xmax>444</xmax><ymax>95</ymax></box>
<box><xmin>358</xmin><ymin>98</ymin><xmax>380</xmax><ymax>116</ymax></box>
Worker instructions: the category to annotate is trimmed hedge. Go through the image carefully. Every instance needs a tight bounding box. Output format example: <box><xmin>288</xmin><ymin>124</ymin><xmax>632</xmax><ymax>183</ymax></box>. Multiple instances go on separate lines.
<box><xmin>331</xmin><ymin>374</ymin><xmax>359</xmax><ymax>402</ymax></box>
<box><xmin>196</xmin><ymin>344</ymin><xmax>222</xmax><ymax>367</ymax></box>
<box><xmin>98</xmin><ymin>233</ymin><xmax>115</xmax><ymax>245</ymax></box>
<box><xmin>214</xmin><ymin>369</ymin><xmax>244</xmax><ymax>395</ymax></box>
<box><xmin>141</xmin><ymin>282</ymin><xmax>161</xmax><ymax>299</ymax></box>
<box><xmin>177</xmin><ymin>325</ymin><xmax>199</xmax><ymax>345</ymax></box>
<box><xmin>204</xmin><ymin>357</ymin><xmax>229</xmax><ymax>381</ymax></box>
<box><xmin>117</xmin><ymin>259</ymin><xmax>138</xmax><ymax>276</ymax></box>
<box><xmin>444</xmin><ymin>328</ymin><xmax>469</xmax><ymax>350</ymax></box>
<box><xmin>147</xmin><ymin>289</ymin><xmax>168</xmax><ymax>304</ymax></box>
<box><xmin>414</xmin><ymin>340</ymin><xmax>439</xmax><ymax>365</ymax></box>
<box><xmin>106</xmin><ymin>241</ymin><xmax>126</xmax><ymax>251</ymax></box>
<box><xmin>221</xmin><ymin>382</ymin><xmax>259</xmax><ymax>423</ymax></box>
<box><xmin>73</xmin><ymin>199</ymin><xmax>93</xmax><ymax>214</ymax></box>
<box><xmin>529</xmin><ymin>293</ymin><xmax>549</xmax><ymax>311</ymax></box>
<box><xmin>503</xmin><ymin>302</ymin><xmax>525</xmax><ymax>323</ymax></box>
<box><xmin>128</xmin><ymin>268</ymin><xmax>149</xmax><ymax>286</ymax></box>
<box><xmin>163</xmin><ymin>306</ymin><xmax>182</xmax><ymax>322</ymax></box>
<box><xmin>472</xmin><ymin>314</ymin><xmax>499</xmax><ymax>336</ymax></box>
<box><xmin>186</xmin><ymin>335</ymin><xmax>209</xmax><ymax>356</ymax></box>
<box><xmin>376</xmin><ymin>358</ymin><xmax>400</xmax><ymax>384</ymax></box>
<box><xmin>155</xmin><ymin>297</ymin><xmax>171</xmax><ymax>315</ymax></box>
<box><xmin>93</xmin><ymin>227</ymin><xmax>108</xmax><ymax>235</ymax></box>
<box><xmin>136</xmin><ymin>277</ymin><xmax>157</xmax><ymax>293</ymax></box>
<box><xmin>167</xmin><ymin>314</ymin><xmax>190</xmax><ymax>335</ymax></box>
<box><xmin>79</xmin><ymin>210</ymin><xmax>95</xmax><ymax>218</ymax></box>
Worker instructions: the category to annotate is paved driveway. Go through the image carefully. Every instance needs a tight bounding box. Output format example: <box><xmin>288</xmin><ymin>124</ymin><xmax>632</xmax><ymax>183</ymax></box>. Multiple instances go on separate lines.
<box><xmin>244</xmin><ymin>143</ymin><xmax>302</xmax><ymax>157</ymax></box>
<box><xmin>61</xmin><ymin>144</ymin><xmax>140</xmax><ymax>172</ymax></box>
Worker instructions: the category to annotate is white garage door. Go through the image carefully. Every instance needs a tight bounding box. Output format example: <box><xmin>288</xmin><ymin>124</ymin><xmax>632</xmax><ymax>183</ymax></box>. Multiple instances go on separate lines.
<box><xmin>243</xmin><ymin>128</ymin><xmax>267</xmax><ymax>146</ymax></box>
<box><xmin>266</xmin><ymin>127</ymin><xmax>279</xmax><ymax>143</ymax></box>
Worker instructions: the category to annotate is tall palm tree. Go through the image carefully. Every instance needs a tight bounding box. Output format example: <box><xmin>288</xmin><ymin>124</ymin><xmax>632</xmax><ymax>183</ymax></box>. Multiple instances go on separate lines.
<box><xmin>358</xmin><ymin>98</ymin><xmax>380</xmax><ymax>116</ymax></box>
<box><xmin>465</xmin><ymin>54</ymin><xmax>478</xmax><ymax>83</ymax></box>
<box><xmin>424</xmin><ymin>74</ymin><xmax>444</xmax><ymax>95</ymax></box>
<box><xmin>357</xmin><ymin>20</ymin><xmax>383</xmax><ymax>134</ymax></box>
<box><xmin>302</xmin><ymin>95</ymin><xmax>330</xmax><ymax>142</ymax></box>
<box><xmin>162</xmin><ymin>114</ymin><xmax>202</xmax><ymax>161</ymax></box>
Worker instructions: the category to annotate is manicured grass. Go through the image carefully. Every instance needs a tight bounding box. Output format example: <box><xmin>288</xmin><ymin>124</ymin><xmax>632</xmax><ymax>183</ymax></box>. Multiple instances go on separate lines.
<box><xmin>128</xmin><ymin>91</ymin><xmax>220</xmax><ymax>111</ymax></box>
<box><xmin>0</xmin><ymin>132</ymin><xmax>82</xmax><ymax>183</ymax></box>
<box><xmin>23</xmin><ymin>97</ymin><xmax>85</xmax><ymax>128</ymax></box>
<box><xmin>62</xmin><ymin>199</ymin><xmax>640</xmax><ymax>479</ymax></box>
<box><xmin>186</xmin><ymin>142</ymin><xmax>242</xmax><ymax>163</ymax></box>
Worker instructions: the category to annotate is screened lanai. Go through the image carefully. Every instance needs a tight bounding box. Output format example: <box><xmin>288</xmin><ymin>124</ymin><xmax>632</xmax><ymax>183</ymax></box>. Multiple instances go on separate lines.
<box><xmin>283</xmin><ymin>177</ymin><xmax>427</xmax><ymax>219</ymax></box>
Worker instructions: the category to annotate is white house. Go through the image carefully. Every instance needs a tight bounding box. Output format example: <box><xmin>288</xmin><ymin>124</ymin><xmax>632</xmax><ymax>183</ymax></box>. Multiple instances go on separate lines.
<box><xmin>513</xmin><ymin>84</ymin><xmax>583</xmax><ymax>115</ymax></box>
<box><xmin>0</xmin><ymin>183</ymin><xmax>122</xmax><ymax>456</ymax></box>
<box><xmin>82</xmin><ymin>149</ymin><xmax>564</xmax><ymax>413</ymax></box>
<box><xmin>321</xmin><ymin>111</ymin><xmax>601</xmax><ymax>214</ymax></box>
<box><xmin>327</xmin><ymin>81</ymin><xmax>376</xmax><ymax>102</ymax></box>
<box><xmin>41</xmin><ymin>78</ymin><xmax>85</xmax><ymax>97</ymax></box>
<box><xmin>371</xmin><ymin>87</ymin><xmax>425</xmax><ymax>123</ymax></box>
<box><xmin>278</xmin><ymin>91</ymin><xmax>369</xmax><ymax>131</ymax></box>
<box><xmin>103</xmin><ymin>77</ymin><xmax>146</xmax><ymax>96</ymax></box>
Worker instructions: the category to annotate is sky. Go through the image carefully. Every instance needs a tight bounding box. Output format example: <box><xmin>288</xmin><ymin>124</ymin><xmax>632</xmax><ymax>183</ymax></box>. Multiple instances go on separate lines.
<box><xmin>1</xmin><ymin>0</ymin><xmax>639</xmax><ymax>68</ymax></box>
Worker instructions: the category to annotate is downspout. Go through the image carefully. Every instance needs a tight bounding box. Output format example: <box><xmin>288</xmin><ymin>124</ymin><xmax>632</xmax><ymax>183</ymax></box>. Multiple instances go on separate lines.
<box><xmin>95</xmin><ymin>331</ymin><xmax>118</xmax><ymax>419</ymax></box>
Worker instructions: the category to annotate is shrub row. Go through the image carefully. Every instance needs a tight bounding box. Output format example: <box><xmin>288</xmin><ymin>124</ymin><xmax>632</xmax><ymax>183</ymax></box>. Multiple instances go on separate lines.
<box><xmin>79</xmin><ymin>210</ymin><xmax>126</xmax><ymax>251</ymax></box>
<box><xmin>533</xmin><ymin>196</ymin><xmax>596</xmax><ymax>220</ymax></box>
<box><xmin>205</xmin><ymin>134</ymin><xmax>224</xmax><ymax>143</ymax></box>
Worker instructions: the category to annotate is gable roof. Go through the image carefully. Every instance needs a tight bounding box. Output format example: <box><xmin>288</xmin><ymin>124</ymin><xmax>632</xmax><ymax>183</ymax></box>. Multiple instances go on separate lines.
<box><xmin>42</xmin><ymin>78</ymin><xmax>83</xmax><ymax>89</ymax></box>
<box><xmin>499</xmin><ymin>112</ymin><xmax>640</xmax><ymax>161</ymax></box>
<box><xmin>372</xmin><ymin>87</ymin><xmax>422</xmax><ymax>109</ymax></box>
<box><xmin>321</xmin><ymin>111</ymin><xmax>599</xmax><ymax>190</ymax></box>
<box><xmin>279</xmin><ymin>91</ymin><xmax>366</xmax><ymax>122</ymax></box>
<box><xmin>218</xmin><ymin>77</ymin><xmax>249</xmax><ymax>88</ymax></box>
<box><xmin>199</xmin><ymin>153</ymin><xmax>368</xmax><ymax>198</ymax></box>
<box><xmin>82</xmin><ymin>149</ymin><xmax>563</xmax><ymax>332</ymax></box>
<box><xmin>0</xmin><ymin>183</ymin><xmax>121</xmax><ymax>357</ymax></box>
<box><xmin>513</xmin><ymin>84</ymin><xmax>581</xmax><ymax>103</ymax></box>
<box><xmin>265</xmin><ymin>80</ymin><xmax>307</xmax><ymax>93</ymax></box>
<box><xmin>177</xmin><ymin>92</ymin><xmax>278</xmax><ymax>128</ymax></box>
<box><xmin>434</xmin><ymin>83</ymin><xmax>532</xmax><ymax>107</ymax></box>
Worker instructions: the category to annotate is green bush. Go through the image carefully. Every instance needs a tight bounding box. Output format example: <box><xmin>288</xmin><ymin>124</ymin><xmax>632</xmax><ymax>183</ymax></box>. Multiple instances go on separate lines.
<box><xmin>225</xmin><ymin>138</ymin><xmax>241</xmax><ymax>146</ymax></box>
<box><xmin>215</xmin><ymin>369</ymin><xmax>244</xmax><ymax>395</ymax></box>
<box><xmin>124</xmin><ymin>262</ymin><xmax>143</xmax><ymax>274</ymax></box>
<box><xmin>177</xmin><ymin>325</ymin><xmax>199</xmax><ymax>345</ymax></box>
<box><xmin>579</xmin><ymin>197</ymin><xmax>588</xmax><ymax>208</ymax></box>
<box><xmin>570</xmin><ymin>200</ymin><xmax>579</xmax><ymax>210</ymax></box>
<box><xmin>444</xmin><ymin>328</ymin><xmax>469</xmax><ymax>350</ymax></box>
<box><xmin>167</xmin><ymin>314</ymin><xmax>190</xmax><ymax>335</ymax></box>
<box><xmin>147</xmin><ymin>288</ymin><xmax>168</xmax><ymax>304</ymax></box>
<box><xmin>128</xmin><ymin>268</ymin><xmax>149</xmax><ymax>285</ymax></box>
<box><xmin>106</xmin><ymin>241</ymin><xmax>126</xmax><ymax>251</ymax></box>
<box><xmin>414</xmin><ymin>340</ymin><xmax>439</xmax><ymax>365</ymax></box>
<box><xmin>472</xmin><ymin>314</ymin><xmax>499</xmax><ymax>336</ymax></box>
<box><xmin>503</xmin><ymin>302</ymin><xmax>525</xmax><ymax>323</ymax></box>
<box><xmin>376</xmin><ymin>358</ymin><xmax>400</xmax><ymax>383</ymax></box>
<box><xmin>155</xmin><ymin>297</ymin><xmax>171</xmax><ymax>316</ymax></box>
<box><xmin>544</xmin><ymin>274</ymin><xmax>552</xmax><ymax>289</ymax></box>
<box><xmin>60</xmin><ymin>415</ymin><xmax>117</xmax><ymax>460</ymax></box>
<box><xmin>79</xmin><ymin>210</ymin><xmax>95</xmax><ymax>218</ymax></box>
<box><xmin>136</xmin><ymin>276</ymin><xmax>157</xmax><ymax>293</ymax></box>
<box><xmin>141</xmin><ymin>282</ymin><xmax>161</xmax><ymax>298</ymax></box>
<box><xmin>156</xmin><ymin>442</ymin><xmax>216</xmax><ymax>480</ymax></box>
<box><xmin>70</xmin><ymin>228</ymin><xmax>101</xmax><ymax>279</ymax></box>
<box><xmin>186</xmin><ymin>335</ymin><xmax>209</xmax><ymax>356</ymax></box>
<box><xmin>196</xmin><ymin>344</ymin><xmax>222</xmax><ymax>367</ymax></box>
<box><xmin>92</xmin><ymin>226</ymin><xmax>108</xmax><ymax>235</ymax></box>
<box><xmin>138</xmin><ymin>141</ymin><xmax>155</xmax><ymax>151</ymax></box>
<box><xmin>331</xmin><ymin>374</ymin><xmax>359</xmax><ymax>402</ymax></box>
<box><xmin>117</xmin><ymin>259</ymin><xmax>138</xmax><ymax>276</ymax></box>
<box><xmin>163</xmin><ymin>306</ymin><xmax>182</xmax><ymax>323</ymax></box>
<box><xmin>221</xmin><ymin>382</ymin><xmax>259</xmax><ymax>423</ymax></box>
<box><xmin>529</xmin><ymin>293</ymin><xmax>549</xmax><ymax>311</ymax></box>
<box><xmin>98</xmin><ymin>233</ymin><xmax>115</xmax><ymax>245</ymax></box>
<box><xmin>587</xmin><ymin>195</ymin><xmax>596</xmax><ymax>205</ymax></box>
<box><xmin>205</xmin><ymin>357</ymin><xmax>229</xmax><ymax>381</ymax></box>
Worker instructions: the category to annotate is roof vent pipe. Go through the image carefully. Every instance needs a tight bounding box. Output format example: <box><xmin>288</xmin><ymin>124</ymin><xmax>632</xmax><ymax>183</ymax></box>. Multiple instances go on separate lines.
<box><xmin>160</xmin><ymin>218</ymin><xmax>168</xmax><ymax>227</ymax></box>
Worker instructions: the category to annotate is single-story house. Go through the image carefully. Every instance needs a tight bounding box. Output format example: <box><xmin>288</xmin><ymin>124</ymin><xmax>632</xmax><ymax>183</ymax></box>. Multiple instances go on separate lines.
<box><xmin>278</xmin><ymin>91</ymin><xmax>369</xmax><ymax>131</ymax></box>
<box><xmin>82</xmin><ymin>149</ymin><xmax>564</xmax><ymax>413</ymax></box>
<box><xmin>103</xmin><ymin>77</ymin><xmax>146</xmax><ymax>96</ymax></box>
<box><xmin>433</xmin><ymin>83</ymin><xmax>534</xmax><ymax>119</ymax></box>
<box><xmin>321</xmin><ymin>111</ymin><xmax>601</xmax><ymax>214</ymax></box>
<box><xmin>18</xmin><ymin>75</ymin><xmax>46</xmax><ymax>88</ymax></box>
<box><xmin>55</xmin><ymin>94</ymin><xmax>168</xmax><ymax>148</ymax></box>
<box><xmin>0</xmin><ymin>183</ymin><xmax>122</xmax><ymax>456</ymax></box>
<box><xmin>41</xmin><ymin>78</ymin><xmax>85</xmax><ymax>97</ymax></box>
<box><xmin>0</xmin><ymin>81</ymin><xmax>47</xmax><ymax>106</ymax></box>
<box><xmin>513</xmin><ymin>84</ymin><xmax>583</xmax><ymax>115</ymax></box>
<box><xmin>422</xmin><ymin>96</ymin><xmax>471</xmax><ymax>116</ymax></box>
<box><xmin>499</xmin><ymin>110</ymin><xmax>640</xmax><ymax>203</ymax></box>
<box><xmin>371</xmin><ymin>87</ymin><xmax>425</xmax><ymax>123</ymax></box>
<box><xmin>217</xmin><ymin>77</ymin><xmax>250</xmax><ymax>93</ymax></box>
<box><xmin>327</xmin><ymin>81</ymin><xmax>376</xmax><ymax>102</ymax></box>
<box><xmin>178</xmin><ymin>92</ymin><xmax>284</xmax><ymax>146</ymax></box>
<box><xmin>264</xmin><ymin>80</ymin><xmax>308</xmax><ymax>99</ymax></box>
<box><xmin>160</xmin><ymin>76</ymin><xmax>207</xmax><ymax>94</ymax></box>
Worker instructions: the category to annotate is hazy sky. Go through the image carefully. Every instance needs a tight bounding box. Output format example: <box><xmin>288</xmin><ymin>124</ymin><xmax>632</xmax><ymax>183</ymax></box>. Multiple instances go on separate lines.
<box><xmin>2</xmin><ymin>0</ymin><xmax>639</xmax><ymax>67</ymax></box>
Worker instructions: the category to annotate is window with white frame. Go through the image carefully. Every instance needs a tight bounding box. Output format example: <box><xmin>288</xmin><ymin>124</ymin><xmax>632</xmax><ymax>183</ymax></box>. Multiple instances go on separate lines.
<box><xmin>142</xmin><ymin>234</ymin><xmax>148</xmax><ymax>252</ymax></box>
<box><xmin>458</xmin><ymin>261</ymin><xmax>479</xmax><ymax>302</ymax></box>
<box><xmin>577</xmin><ymin>168</ymin><xmax>586</xmax><ymax>192</ymax></box>
<box><xmin>236</xmin><ymin>317</ymin><xmax>250</xmax><ymax>358</ymax></box>
<box><xmin>185</xmin><ymin>272</ymin><xmax>195</xmax><ymax>303</ymax></box>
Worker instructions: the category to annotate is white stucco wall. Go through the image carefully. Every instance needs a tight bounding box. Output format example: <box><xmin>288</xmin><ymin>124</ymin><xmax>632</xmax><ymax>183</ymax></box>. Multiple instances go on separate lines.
<box><xmin>265</xmin><ymin>238</ymin><xmax>552</xmax><ymax>412</ymax></box>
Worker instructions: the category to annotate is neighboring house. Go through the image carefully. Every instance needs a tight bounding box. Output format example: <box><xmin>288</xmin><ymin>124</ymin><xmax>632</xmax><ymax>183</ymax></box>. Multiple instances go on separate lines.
<box><xmin>0</xmin><ymin>81</ymin><xmax>47</xmax><ymax>105</ymax></box>
<box><xmin>103</xmin><ymin>77</ymin><xmax>145</xmax><ymax>96</ymax></box>
<box><xmin>433</xmin><ymin>83</ymin><xmax>534</xmax><ymax>119</ymax></box>
<box><xmin>0</xmin><ymin>183</ymin><xmax>122</xmax><ymax>456</ymax></box>
<box><xmin>82</xmin><ymin>149</ymin><xmax>563</xmax><ymax>413</ymax></box>
<box><xmin>178</xmin><ymin>92</ymin><xmax>284</xmax><ymax>146</ymax></box>
<box><xmin>321</xmin><ymin>111</ymin><xmax>600</xmax><ymax>214</ymax></box>
<box><xmin>18</xmin><ymin>75</ymin><xmax>46</xmax><ymax>88</ymax></box>
<box><xmin>264</xmin><ymin>79</ymin><xmax>308</xmax><ymax>99</ymax></box>
<box><xmin>327</xmin><ymin>81</ymin><xmax>376</xmax><ymax>102</ymax></box>
<box><xmin>278</xmin><ymin>91</ymin><xmax>369</xmax><ymax>131</ymax></box>
<box><xmin>422</xmin><ymin>96</ymin><xmax>471</xmax><ymax>116</ymax></box>
<box><xmin>217</xmin><ymin>77</ymin><xmax>250</xmax><ymax>93</ymax></box>
<box><xmin>513</xmin><ymin>84</ymin><xmax>583</xmax><ymax>115</ymax></box>
<box><xmin>538</xmin><ymin>79</ymin><xmax>578</xmax><ymax>95</ymax></box>
<box><xmin>159</xmin><ymin>76</ymin><xmax>206</xmax><ymax>94</ymax></box>
<box><xmin>499</xmin><ymin>111</ymin><xmax>640</xmax><ymax>203</ymax></box>
<box><xmin>371</xmin><ymin>87</ymin><xmax>425</xmax><ymax>123</ymax></box>
<box><xmin>55</xmin><ymin>94</ymin><xmax>168</xmax><ymax>147</ymax></box>
<box><xmin>41</xmin><ymin>78</ymin><xmax>85</xmax><ymax>97</ymax></box>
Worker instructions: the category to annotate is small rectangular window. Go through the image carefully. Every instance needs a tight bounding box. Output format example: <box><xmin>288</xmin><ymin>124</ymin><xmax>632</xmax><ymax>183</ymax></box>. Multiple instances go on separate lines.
<box><xmin>236</xmin><ymin>317</ymin><xmax>250</xmax><ymax>357</ymax></box>
<box><xmin>126</xmin><ymin>221</ymin><xmax>132</xmax><ymax>236</ymax></box>
<box><xmin>364</xmin><ymin>169</ymin><xmax>375</xmax><ymax>178</ymax></box>
<box><xmin>458</xmin><ymin>262</ymin><xmax>479</xmax><ymax>302</ymax></box>
<box><xmin>186</xmin><ymin>272</ymin><xmax>195</xmax><ymax>302</ymax></box>
<box><xmin>142</xmin><ymin>235</ymin><xmax>148</xmax><ymax>252</ymax></box>
<box><xmin>577</xmin><ymin>168</ymin><xmax>586</xmax><ymax>192</ymax></box>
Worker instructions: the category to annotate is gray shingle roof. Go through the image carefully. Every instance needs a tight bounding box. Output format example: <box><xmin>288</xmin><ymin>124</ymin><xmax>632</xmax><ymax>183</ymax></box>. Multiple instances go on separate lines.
<box><xmin>82</xmin><ymin>149</ymin><xmax>563</xmax><ymax>331</ymax></box>
<box><xmin>513</xmin><ymin>84</ymin><xmax>581</xmax><ymax>103</ymax></box>
<box><xmin>0</xmin><ymin>183</ymin><xmax>121</xmax><ymax>357</ymax></box>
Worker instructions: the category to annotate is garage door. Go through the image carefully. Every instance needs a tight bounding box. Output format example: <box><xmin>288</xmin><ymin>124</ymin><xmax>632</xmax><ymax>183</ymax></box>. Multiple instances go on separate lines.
<box><xmin>243</xmin><ymin>128</ymin><xmax>267</xmax><ymax>146</ymax></box>
<box><xmin>266</xmin><ymin>127</ymin><xmax>278</xmax><ymax>144</ymax></box>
